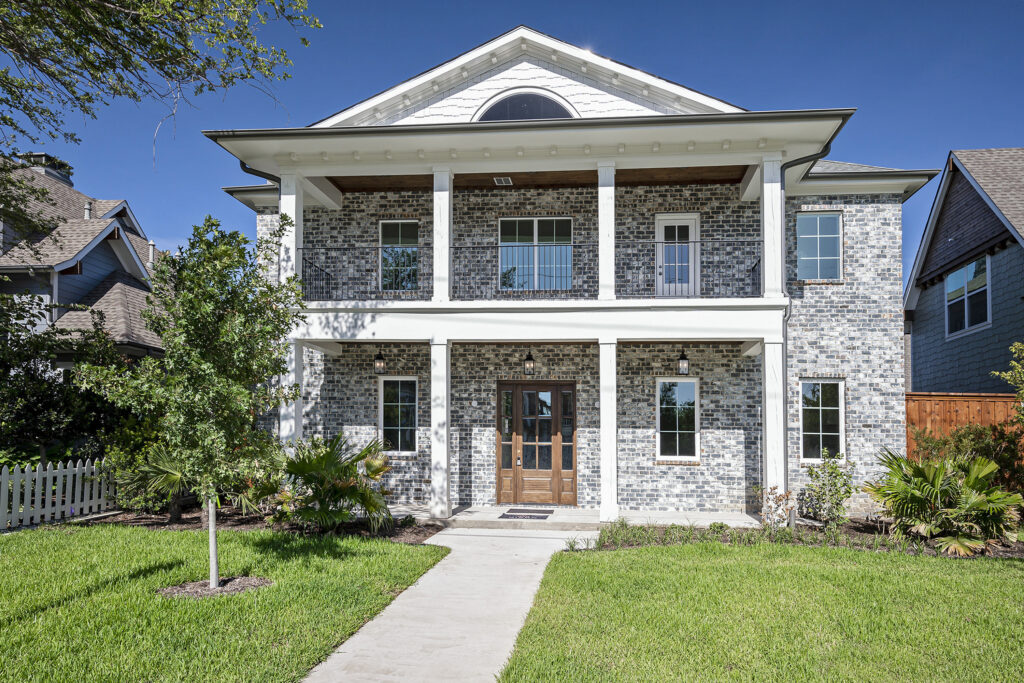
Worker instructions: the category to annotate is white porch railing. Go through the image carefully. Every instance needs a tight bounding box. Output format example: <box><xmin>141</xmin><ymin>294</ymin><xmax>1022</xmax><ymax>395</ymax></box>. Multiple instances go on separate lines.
<box><xmin>1</xmin><ymin>459</ymin><xmax>115</xmax><ymax>531</ymax></box>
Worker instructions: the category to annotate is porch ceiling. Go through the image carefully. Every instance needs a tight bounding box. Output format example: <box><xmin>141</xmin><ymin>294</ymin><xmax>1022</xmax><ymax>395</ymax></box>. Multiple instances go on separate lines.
<box><xmin>326</xmin><ymin>166</ymin><xmax>748</xmax><ymax>192</ymax></box>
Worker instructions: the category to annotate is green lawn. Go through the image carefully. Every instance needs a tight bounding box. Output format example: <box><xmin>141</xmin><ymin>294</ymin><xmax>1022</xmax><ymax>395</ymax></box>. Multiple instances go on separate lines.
<box><xmin>0</xmin><ymin>524</ymin><xmax>447</xmax><ymax>682</ymax></box>
<box><xmin>500</xmin><ymin>543</ymin><xmax>1024</xmax><ymax>682</ymax></box>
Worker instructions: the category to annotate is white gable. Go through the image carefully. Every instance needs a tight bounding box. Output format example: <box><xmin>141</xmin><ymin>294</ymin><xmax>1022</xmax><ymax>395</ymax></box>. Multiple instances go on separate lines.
<box><xmin>385</xmin><ymin>56</ymin><xmax>676</xmax><ymax>126</ymax></box>
<box><xmin>314</xmin><ymin>26</ymin><xmax>742</xmax><ymax>128</ymax></box>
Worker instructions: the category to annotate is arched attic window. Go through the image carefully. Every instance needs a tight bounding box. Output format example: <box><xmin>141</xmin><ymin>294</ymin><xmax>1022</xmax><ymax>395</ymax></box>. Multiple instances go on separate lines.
<box><xmin>477</xmin><ymin>92</ymin><xmax>574</xmax><ymax>122</ymax></box>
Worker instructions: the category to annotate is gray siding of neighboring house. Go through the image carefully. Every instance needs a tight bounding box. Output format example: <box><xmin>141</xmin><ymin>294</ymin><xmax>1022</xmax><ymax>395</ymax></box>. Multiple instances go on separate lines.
<box><xmin>911</xmin><ymin>243</ymin><xmax>1024</xmax><ymax>393</ymax></box>
<box><xmin>56</xmin><ymin>240</ymin><xmax>121</xmax><ymax>307</ymax></box>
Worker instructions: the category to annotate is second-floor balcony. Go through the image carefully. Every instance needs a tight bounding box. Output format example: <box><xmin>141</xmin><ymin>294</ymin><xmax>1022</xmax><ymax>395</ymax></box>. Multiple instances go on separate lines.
<box><xmin>299</xmin><ymin>238</ymin><xmax>762</xmax><ymax>302</ymax></box>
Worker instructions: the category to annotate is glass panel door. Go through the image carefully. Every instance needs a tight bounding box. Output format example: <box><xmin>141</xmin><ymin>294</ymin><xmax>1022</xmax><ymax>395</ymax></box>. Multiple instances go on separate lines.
<box><xmin>656</xmin><ymin>217</ymin><xmax>698</xmax><ymax>297</ymax></box>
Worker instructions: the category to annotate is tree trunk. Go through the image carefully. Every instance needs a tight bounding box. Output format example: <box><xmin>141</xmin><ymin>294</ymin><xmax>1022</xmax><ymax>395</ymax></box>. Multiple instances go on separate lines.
<box><xmin>207</xmin><ymin>498</ymin><xmax>219</xmax><ymax>589</ymax></box>
<box><xmin>199</xmin><ymin>499</ymin><xmax>208</xmax><ymax>527</ymax></box>
<box><xmin>167</xmin><ymin>494</ymin><xmax>182</xmax><ymax>524</ymax></box>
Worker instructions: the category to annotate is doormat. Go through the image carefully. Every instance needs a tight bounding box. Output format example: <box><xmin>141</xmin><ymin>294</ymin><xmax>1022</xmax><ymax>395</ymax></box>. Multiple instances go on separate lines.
<box><xmin>499</xmin><ymin>508</ymin><xmax>555</xmax><ymax>520</ymax></box>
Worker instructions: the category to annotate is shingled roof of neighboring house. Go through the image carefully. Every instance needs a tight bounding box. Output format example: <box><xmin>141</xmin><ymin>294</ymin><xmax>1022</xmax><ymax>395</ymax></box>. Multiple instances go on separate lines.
<box><xmin>0</xmin><ymin>217</ymin><xmax>115</xmax><ymax>267</ymax></box>
<box><xmin>952</xmin><ymin>148</ymin><xmax>1024</xmax><ymax>241</ymax></box>
<box><xmin>54</xmin><ymin>271</ymin><xmax>161</xmax><ymax>350</ymax></box>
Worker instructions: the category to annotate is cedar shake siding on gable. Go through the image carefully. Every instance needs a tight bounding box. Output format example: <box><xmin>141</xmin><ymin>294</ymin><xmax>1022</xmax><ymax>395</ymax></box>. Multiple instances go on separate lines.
<box><xmin>918</xmin><ymin>169</ymin><xmax>1014</xmax><ymax>283</ymax></box>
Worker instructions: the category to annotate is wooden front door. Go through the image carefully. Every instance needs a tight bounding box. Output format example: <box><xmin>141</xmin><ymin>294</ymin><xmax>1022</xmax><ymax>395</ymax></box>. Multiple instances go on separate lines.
<box><xmin>497</xmin><ymin>383</ymin><xmax>577</xmax><ymax>505</ymax></box>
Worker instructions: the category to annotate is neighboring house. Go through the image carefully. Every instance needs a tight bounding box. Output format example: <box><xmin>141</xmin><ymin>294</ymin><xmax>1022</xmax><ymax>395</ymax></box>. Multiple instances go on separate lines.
<box><xmin>208</xmin><ymin>26</ymin><xmax>937</xmax><ymax>518</ymax></box>
<box><xmin>905</xmin><ymin>149</ymin><xmax>1024</xmax><ymax>393</ymax></box>
<box><xmin>0</xmin><ymin>154</ymin><xmax>162</xmax><ymax>356</ymax></box>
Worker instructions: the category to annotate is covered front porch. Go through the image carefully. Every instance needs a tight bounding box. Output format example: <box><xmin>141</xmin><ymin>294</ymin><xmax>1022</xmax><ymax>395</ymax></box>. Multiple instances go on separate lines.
<box><xmin>285</xmin><ymin>335</ymin><xmax>785</xmax><ymax>521</ymax></box>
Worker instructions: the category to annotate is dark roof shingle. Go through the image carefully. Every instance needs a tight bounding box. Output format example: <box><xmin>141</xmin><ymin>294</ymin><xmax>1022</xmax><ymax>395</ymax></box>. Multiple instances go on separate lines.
<box><xmin>54</xmin><ymin>271</ymin><xmax>162</xmax><ymax>350</ymax></box>
<box><xmin>952</xmin><ymin>148</ymin><xmax>1024</xmax><ymax>241</ymax></box>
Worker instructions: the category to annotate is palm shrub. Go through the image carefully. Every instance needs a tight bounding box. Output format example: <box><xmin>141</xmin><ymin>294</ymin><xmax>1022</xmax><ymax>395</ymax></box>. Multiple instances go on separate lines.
<box><xmin>273</xmin><ymin>434</ymin><xmax>393</xmax><ymax>533</ymax></box>
<box><xmin>865</xmin><ymin>448</ymin><xmax>1023</xmax><ymax>557</ymax></box>
<box><xmin>802</xmin><ymin>449</ymin><xmax>855</xmax><ymax>535</ymax></box>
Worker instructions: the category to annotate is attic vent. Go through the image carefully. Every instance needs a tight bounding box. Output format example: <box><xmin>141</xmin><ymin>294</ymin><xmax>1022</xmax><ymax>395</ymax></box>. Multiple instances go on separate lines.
<box><xmin>493</xmin><ymin>177</ymin><xmax>513</xmax><ymax>186</ymax></box>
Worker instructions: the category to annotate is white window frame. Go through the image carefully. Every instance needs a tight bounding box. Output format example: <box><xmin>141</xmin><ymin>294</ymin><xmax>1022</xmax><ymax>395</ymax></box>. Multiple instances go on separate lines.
<box><xmin>377</xmin><ymin>375</ymin><xmax>418</xmax><ymax>455</ymax></box>
<box><xmin>497</xmin><ymin>216</ymin><xmax>574</xmax><ymax>291</ymax></box>
<box><xmin>796</xmin><ymin>211</ymin><xmax>843</xmax><ymax>281</ymax></box>
<box><xmin>798</xmin><ymin>379</ymin><xmax>845</xmax><ymax>463</ymax></box>
<box><xmin>378</xmin><ymin>220</ymin><xmax>419</xmax><ymax>292</ymax></box>
<box><xmin>943</xmin><ymin>254</ymin><xmax>992</xmax><ymax>341</ymax></box>
<box><xmin>654</xmin><ymin>213</ymin><xmax>700</xmax><ymax>297</ymax></box>
<box><xmin>655</xmin><ymin>376</ymin><xmax>700</xmax><ymax>463</ymax></box>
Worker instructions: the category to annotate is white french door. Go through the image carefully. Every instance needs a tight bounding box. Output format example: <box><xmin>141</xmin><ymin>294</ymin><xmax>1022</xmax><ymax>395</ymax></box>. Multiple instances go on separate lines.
<box><xmin>655</xmin><ymin>214</ymin><xmax>699</xmax><ymax>297</ymax></box>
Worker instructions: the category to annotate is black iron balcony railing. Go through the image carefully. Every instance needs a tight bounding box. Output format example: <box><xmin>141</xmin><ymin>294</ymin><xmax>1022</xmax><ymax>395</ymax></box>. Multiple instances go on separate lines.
<box><xmin>298</xmin><ymin>246</ymin><xmax>432</xmax><ymax>301</ymax></box>
<box><xmin>616</xmin><ymin>239</ymin><xmax>763</xmax><ymax>298</ymax></box>
<box><xmin>449</xmin><ymin>242</ymin><xmax>599</xmax><ymax>300</ymax></box>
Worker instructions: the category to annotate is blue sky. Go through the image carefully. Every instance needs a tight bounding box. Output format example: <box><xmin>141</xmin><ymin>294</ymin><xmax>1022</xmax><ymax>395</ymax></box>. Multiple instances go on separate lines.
<box><xmin>38</xmin><ymin>0</ymin><xmax>1024</xmax><ymax>281</ymax></box>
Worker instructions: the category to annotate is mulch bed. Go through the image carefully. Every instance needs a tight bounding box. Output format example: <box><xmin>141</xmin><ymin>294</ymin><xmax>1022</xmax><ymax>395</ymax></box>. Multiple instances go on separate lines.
<box><xmin>158</xmin><ymin>576</ymin><xmax>273</xmax><ymax>599</ymax></box>
<box><xmin>89</xmin><ymin>506</ymin><xmax>444</xmax><ymax>545</ymax></box>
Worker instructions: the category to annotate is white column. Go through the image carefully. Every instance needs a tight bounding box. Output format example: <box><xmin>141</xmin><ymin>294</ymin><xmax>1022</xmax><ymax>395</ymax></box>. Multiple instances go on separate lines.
<box><xmin>280</xmin><ymin>341</ymin><xmax>303</xmax><ymax>443</ymax></box>
<box><xmin>762</xmin><ymin>340</ymin><xmax>786</xmax><ymax>493</ymax></box>
<box><xmin>761</xmin><ymin>153</ymin><xmax>784</xmax><ymax>297</ymax></box>
<box><xmin>432</xmin><ymin>168</ymin><xmax>452</xmax><ymax>303</ymax></box>
<box><xmin>429</xmin><ymin>340</ymin><xmax>452</xmax><ymax>518</ymax></box>
<box><xmin>599</xmin><ymin>340</ymin><xmax>619</xmax><ymax>521</ymax></box>
<box><xmin>597</xmin><ymin>162</ymin><xmax>616</xmax><ymax>301</ymax></box>
<box><xmin>279</xmin><ymin>173</ymin><xmax>304</xmax><ymax>283</ymax></box>
<box><xmin>49</xmin><ymin>271</ymin><xmax>59</xmax><ymax>323</ymax></box>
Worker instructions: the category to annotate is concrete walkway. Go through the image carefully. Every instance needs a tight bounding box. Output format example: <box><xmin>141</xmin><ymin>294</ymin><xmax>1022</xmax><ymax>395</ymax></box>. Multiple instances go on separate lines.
<box><xmin>305</xmin><ymin>527</ymin><xmax>595</xmax><ymax>682</ymax></box>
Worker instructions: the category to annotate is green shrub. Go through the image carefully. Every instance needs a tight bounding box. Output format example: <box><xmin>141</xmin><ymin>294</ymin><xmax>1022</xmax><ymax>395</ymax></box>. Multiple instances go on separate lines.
<box><xmin>802</xmin><ymin>449</ymin><xmax>854</xmax><ymax>533</ymax></box>
<box><xmin>272</xmin><ymin>434</ymin><xmax>392</xmax><ymax>533</ymax></box>
<box><xmin>913</xmin><ymin>424</ymin><xmax>1023</xmax><ymax>493</ymax></box>
<box><xmin>865</xmin><ymin>448</ymin><xmax>1023</xmax><ymax>556</ymax></box>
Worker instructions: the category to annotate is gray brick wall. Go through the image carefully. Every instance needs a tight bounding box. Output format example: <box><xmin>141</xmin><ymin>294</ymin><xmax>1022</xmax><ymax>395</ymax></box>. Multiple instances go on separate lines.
<box><xmin>911</xmin><ymin>243</ymin><xmax>1024</xmax><ymax>393</ymax></box>
<box><xmin>303</xmin><ymin>343</ymin><xmax>432</xmax><ymax>505</ymax></box>
<box><xmin>300</xmin><ymin>193</ymin><xmax>434</xmax><ymax>300</ymax></box>
<box><xmin>450</xmin><ymin>187</ymin><xmax>598</xmax><ymax>299</ymax></box>
<box><xmin>785</xmin><ymin>195</ymin><xmax>905</xmax><ymax>514</ymax></box>
<box><xmin>614</xmin><ymin>183</ymin><xmax>762</xmax><ymax>298</ymax></box>
<box><xmin>617</xmin><ymin>343</ymin><xmax>762</xmax><ymax>513</ymax></box>
<box><xmin>449</xmin><ymin>343</ymin><xmax>601</xmax><ymax>507</ymax></box>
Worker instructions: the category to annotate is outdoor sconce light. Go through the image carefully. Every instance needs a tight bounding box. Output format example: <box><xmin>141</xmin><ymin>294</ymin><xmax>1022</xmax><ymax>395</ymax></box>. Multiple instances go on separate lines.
<box><xmin>523</xmin><ymin>351</ymin><xmax>536</xmax><ymax>375</ymax></box>
<box><xmin>373</xmin><ymin>347</ymin><xmax>386</xmax><ymax>375</ymax></box>
<box><xmin>676</xmin><ymin>349</ymin><xmax>690</xmax><ymax>376</ymax></box>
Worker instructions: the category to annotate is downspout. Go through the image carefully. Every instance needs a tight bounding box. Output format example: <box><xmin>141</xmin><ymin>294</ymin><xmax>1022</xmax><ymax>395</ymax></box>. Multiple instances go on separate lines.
<box><xmin>238</xmin><ymin>160</ymin><xmax>280</xmax><ymax>185</ymax></box>
<box><xmin>777</xmin><ymin>141</ymin><xmax>832</xmax><ymax>523</ymax></box>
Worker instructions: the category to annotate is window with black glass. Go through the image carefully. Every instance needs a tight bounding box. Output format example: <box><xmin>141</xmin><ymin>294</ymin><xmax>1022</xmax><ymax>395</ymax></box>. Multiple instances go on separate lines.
<box><xmin>945</xmin><ymin>256</ymin><xmax>989</xmax><ymax>337</ymax></box>
<box><xmin>801</xmin><ymin>381</ymin><xmax>842</xmax><ymax>460</ymax></box>
<box><xmin>477</xmin><ymin>92</ymin><xmax>573</xmax><ymax>122</ymax></box>
<box><xmin>657</xmin><ymin>379</ymin><xmax>698</xmax><ymax>460</ymax></box>
<box><xmin>380</xmin><ymin>221</ymin><xmax>418</xmax><ymax>291</ymax></box>
<box><xmin>499</xmin><ymin>218</ymin><xmax>573</xmax><ymax>291</ymax></box>
<box><xmin>380</xmin><ymin>378</ymin><xmax>416</xmax><ymax>453</ymax></box>
<box><xmin>797</xmin><ymin>213</ymin><xmax>841</xmax><ymax>280</ymax></box>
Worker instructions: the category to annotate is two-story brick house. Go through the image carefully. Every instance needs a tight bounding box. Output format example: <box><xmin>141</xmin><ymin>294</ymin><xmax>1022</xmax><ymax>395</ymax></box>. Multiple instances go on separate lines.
<box><xmin>905</xmin><ymin>148</ymin><xmax>1024</xmax><ymax>393</ymax></box>
<box><xmin>207</xmin><ymin>27</ymin><xmax>936</xmax><ymax>519</ymax></box>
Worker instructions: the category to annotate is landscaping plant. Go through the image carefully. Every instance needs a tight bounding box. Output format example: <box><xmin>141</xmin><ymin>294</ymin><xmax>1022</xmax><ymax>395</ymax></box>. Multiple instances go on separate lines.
<box><xmin>801</xmin><ymin>449</ymin><xmax>854</xmax><ymax>535</ymax></box>
<box><xmin>78</xmin><ymin>217</ymin><xmax>305</xmax><ymax>587</ymax></box>
<box><xmin>864</xmin><ymin>448</ymin><xmax>1023</xmax><ymax>556</ymax></box>
<box><xmin>272</xmin><ymin>434</ymin><xmax>393</xmax><ymax>533</ymax></box>
<box><xmin>755</xmin><ymin>485</ymin><xmax>795</xmax><ymax>538</ymax></box>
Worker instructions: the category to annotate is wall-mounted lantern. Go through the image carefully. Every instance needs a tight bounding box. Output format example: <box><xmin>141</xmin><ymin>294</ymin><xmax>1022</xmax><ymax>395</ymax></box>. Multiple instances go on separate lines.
<box><xmin>523</xmin><ymin>351</ymin><xmax>536</xmax><ymax>375</ymax></box>
<box><xmin>676</xmin><ymin>349</ymin><xmax>690</xmax><ymax>376</ymax></box>
<box><xmin>373</xmin><ymin>347</ymin><xmax>387</xmax><ymax>375</ymax></box>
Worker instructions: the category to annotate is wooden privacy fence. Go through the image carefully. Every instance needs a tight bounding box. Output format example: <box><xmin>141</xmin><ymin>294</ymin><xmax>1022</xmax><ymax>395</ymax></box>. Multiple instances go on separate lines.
<box><xmin>906</xmin><ymin>392</ymin><xmax>1020</xmax><ymax>458</ymax></box>
<box><xmin>1</xmin><ymin>459</ymin><xmax>115</xmax><ymax>531</ymax></box>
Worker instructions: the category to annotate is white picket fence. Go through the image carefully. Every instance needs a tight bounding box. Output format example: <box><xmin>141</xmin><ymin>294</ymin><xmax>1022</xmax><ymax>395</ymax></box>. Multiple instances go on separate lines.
<box><xmin>1</xmin><ymin>459</ymin><xmax>115</xmax><ymax>531</ymax></box>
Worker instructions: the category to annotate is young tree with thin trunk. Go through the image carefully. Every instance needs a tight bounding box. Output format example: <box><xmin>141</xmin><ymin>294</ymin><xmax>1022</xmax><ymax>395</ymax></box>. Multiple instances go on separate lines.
<box><xmin>78</xmin><ymin>216</ymin><xmax>304</xmax><ymax>587</ymax></box>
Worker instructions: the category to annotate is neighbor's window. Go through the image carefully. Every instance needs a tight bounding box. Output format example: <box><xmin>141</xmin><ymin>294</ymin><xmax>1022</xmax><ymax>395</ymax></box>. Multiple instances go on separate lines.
<box><xmin>380</xmin><ymin>378</ymin><xmax>417</xmax><ymax>453</ymax></box>
<box><xmin>945</xmin><ymin>256</ymin><xmax>989</xmax><ymax>337</ymax></box>
<box><xmin>380</xmin><ymin>221</ymin><xmax>419</xmax><ymax>291</ymax></box>
<box><xmin>657</xmin><ymin>378</ymin><xmax>699</xmax><ymax>461</ymax></box>
<box><xmin>801</xmin><ymin>381</ymin><xmax>843</xmax><ymax>460</ymax></box>
<box><xmin>499</xmin><ymin>218</ymin><xmax>573</xmax><ymax>291</ymax></box>
<box><xmin>796</xmin><ymin>213</ymin><xmax>841</xmax><ymax>280</ymax></box>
